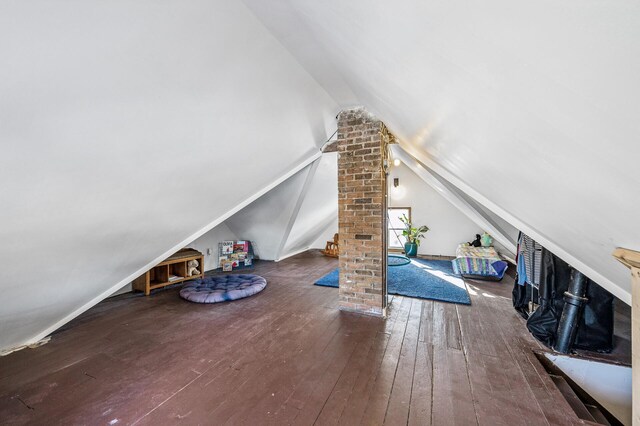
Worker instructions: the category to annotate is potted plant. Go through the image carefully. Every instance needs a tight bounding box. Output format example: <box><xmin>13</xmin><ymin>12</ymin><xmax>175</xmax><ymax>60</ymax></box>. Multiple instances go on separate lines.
<box><xmin>399</xmin><ymin>214</ymin><xmax>429</xmax><ymax>257</ymax></box>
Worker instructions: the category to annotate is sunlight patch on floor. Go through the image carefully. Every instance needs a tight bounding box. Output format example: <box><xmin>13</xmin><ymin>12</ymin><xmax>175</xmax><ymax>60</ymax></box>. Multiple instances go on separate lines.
<box><xmin>409</xmin><ymin>259</ymin><xmax>467</xmax><ymax>290</ymax></box>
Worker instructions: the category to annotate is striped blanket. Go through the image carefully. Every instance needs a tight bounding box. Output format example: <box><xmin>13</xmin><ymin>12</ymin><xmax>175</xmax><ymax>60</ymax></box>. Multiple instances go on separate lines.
<box><xmin>451</xmin><ymin>245</ymin><xmax>508</xmax><ymax>279</ymax></box>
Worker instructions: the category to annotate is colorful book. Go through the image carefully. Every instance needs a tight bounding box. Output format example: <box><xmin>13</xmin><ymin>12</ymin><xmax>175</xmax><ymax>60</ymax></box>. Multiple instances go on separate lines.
<box><xmin>233</xmin><ymin>241</ymin><xmax>248</xmax><ymax>253</ymax></box>
<box><xmin>221</xmin><ymin>241</ymin><xmax>234</xmax><ymax>255</ymax></box>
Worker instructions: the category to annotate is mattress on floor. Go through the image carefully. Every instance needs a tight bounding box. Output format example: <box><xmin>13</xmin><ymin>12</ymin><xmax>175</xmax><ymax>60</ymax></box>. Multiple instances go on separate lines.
<box><xmin>451</xmin><ymin>244</ymin><xmax>508</xmax><ymax>280</ymax></box>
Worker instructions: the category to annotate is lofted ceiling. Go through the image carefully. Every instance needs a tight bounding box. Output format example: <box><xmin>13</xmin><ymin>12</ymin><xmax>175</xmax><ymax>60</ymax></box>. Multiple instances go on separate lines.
<box><xmin>1</xmin><ymin>0</ymin><xmax>638</xmax><ymax>353</ymax></box>
<box><xmin>280</xmin><ymin>152</ymin><xmax>339</xmax><ymax>260</ymax></box>
<box><xmin>0</xmin><ymin>0</ymin><xmax>338</xmax><ymax>352</ymax></box>
<box><xmin>243</xmin><ymin>0</ymin><xmax>640</xmax><ymax>304</ymax></box>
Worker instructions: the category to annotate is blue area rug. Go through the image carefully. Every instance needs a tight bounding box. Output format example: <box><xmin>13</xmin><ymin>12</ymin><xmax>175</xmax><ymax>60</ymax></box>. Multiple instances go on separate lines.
<box><xmin>314</xmin><ymin>259</ymin><xmax>471</xmax><ymax>305</ymax></box>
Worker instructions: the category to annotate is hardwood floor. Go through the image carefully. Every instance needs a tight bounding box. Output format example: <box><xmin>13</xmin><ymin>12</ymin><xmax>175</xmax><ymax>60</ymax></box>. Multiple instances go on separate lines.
<box><xmin>0</xmin><ymin>250</ymin><xmax>591</xmax><ymax>425</ymax></box>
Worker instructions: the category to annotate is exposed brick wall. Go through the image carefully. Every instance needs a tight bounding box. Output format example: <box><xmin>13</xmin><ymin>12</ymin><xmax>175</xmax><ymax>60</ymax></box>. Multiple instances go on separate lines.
<box><xmin>337</xmin><ymin>108</ymin><xmax>387</xmax><ymax>317</ymax></box>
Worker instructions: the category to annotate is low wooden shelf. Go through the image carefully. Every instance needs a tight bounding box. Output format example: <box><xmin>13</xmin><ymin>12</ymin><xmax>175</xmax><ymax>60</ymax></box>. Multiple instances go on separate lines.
<box><xmin>133</xmin><ymin>249</ymin><xmax>204</xmax><ymax>296</ymax></box>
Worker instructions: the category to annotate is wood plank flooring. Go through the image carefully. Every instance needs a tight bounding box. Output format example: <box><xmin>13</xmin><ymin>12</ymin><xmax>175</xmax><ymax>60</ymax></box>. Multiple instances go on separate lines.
<box><xmin>0</xmin><ymin>250</ymin><xmax>592</xmax><ymax>425</ymax></box>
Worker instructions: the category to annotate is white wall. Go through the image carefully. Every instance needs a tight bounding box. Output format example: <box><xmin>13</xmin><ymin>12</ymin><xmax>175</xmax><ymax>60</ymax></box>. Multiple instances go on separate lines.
<box><xmin>186</xmin><ymin>222</ymin><xmax>238</xmax><ymax>272</ymax></box>
<box><xmin>0</xmin><ymin>0</ymin><xmax>338</xmax><ymax>352</ymax></box>
<box><xmin>546</xmin><ymin>354</ymin><xmax>632</xmax><ymax>425</ymax></box>
<box><xmin>186</xmin><ymin>153</ymin><xmax>339</xmax><ymax>264</ymax></box>
<box><xmin>281</xmin><ymin>152</ymin><xmax>338</xmax><ymax>259</ymax></box>
<box><xmin>244</xmin><ymin>0</ymin><xmax>640</xmax><ymax>304</ymax></box>
<box><xmin>223</xmin><ymin>163</ymin><xmax>312</xmax><ymax>260</ymax></box>
<box><xmin>216</xmin><ymin>152</ymin><xmax>340</xmax><ymax>261</ymax></box>
<box><xmin>388</xmin><ymin>163</ymin><xmax>481</xmax><ymax>257</ymax></box>
<box><xmin>309</xmin><ymin>217</ymin><xmax>339</xmax><ymax>251</ymax></box>
<box><xmin>109</xmin><ymin>284</ymin><xmax>133</xmax><ymax>298</ymax></box>
<box><xmin>4</xmin><ymin>0</ymin><xmax>637</xmax><ymax>354</ymax></box>
<box><xmin>109</xmin><ymin>222</ymin><xmax>237</xmax><ymax>297</ymax></box>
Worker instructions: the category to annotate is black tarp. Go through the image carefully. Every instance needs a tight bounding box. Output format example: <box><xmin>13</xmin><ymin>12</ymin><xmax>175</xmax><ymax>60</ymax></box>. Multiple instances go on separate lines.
<box><xmin>512</xmin><ymin>277</ymin><xmax>537</xmax><ymax>320</ymax></box>
<box><xmin>512</xmin><ymin>279</ymin><xmax>529</xmax><ymax>319</ymax></box>
<box><xmin>521</xmin><ymin>248</ymin><xmax>614</xmax><ymax>352</ymax></box>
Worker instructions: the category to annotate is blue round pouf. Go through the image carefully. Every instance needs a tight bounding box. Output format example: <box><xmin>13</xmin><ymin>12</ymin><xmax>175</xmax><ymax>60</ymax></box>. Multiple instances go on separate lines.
<box><xmin>180</xmin><ymin>274</ymin><xmax>267</xmax><ymax>304</ymax></box>
<box><xmin>388</xmin><ymin>254</ymin><xmax>411</xmax><ymax>267</ymax></box>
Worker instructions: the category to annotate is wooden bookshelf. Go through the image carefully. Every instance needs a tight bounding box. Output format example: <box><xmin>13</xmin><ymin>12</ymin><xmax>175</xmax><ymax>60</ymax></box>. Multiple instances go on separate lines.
<box><xmin>133</xmin><ymin>249</ymin><xmax>204</xmax><ymax>296</ymax></box>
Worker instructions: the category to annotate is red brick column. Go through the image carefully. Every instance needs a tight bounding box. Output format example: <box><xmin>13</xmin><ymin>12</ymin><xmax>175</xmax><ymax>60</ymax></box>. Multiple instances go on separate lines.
<box><xmin>337</xmin><ymin>108</ymin><xmax>387</xmax><ymax>317</ymax></box>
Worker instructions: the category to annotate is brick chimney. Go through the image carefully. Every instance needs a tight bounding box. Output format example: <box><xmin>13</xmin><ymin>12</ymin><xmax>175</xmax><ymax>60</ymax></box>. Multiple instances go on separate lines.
<box><xmin>337</xmin><ymin>108</ymin><xmax>389</xmax><ymax>317</ymax></box>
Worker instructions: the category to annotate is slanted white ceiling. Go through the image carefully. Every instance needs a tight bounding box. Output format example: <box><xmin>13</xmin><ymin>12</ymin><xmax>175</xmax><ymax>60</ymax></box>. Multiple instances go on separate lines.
<box><xmin>281</xmin><ymin>153</ymin><xmax>339</xmax><ymax>259</ymax></box>
<box><xmin>205</xmin><ymin>152</ymin><xmax>338</xmax><ymax>262</ymax></box>
<box><xmin>243</xmin><ymin>0</ymin><xmax>640</xmax><ymax>304</ymax></box>
<box><xmin>0</xmin><ymin>0</ymin><xmax>338</xmax><ymax>352</ymax></box>
<box><xmin>225</xmin><ymin>161</ymin><xmax>313</xmax><ymax>261</ymax></box>
<box><xmin>2</xmin><ymin>0</ymin><xmax>638</xmax><ymax>353</ymax></box>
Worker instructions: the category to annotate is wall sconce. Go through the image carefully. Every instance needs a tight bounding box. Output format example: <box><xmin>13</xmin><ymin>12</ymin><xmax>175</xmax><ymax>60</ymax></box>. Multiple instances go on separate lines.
<box><xmin>393</xmin><ymin>178</ymin><xmax>399</xmax><ymax>187</ymax></box>
<box><xmin>393</xmin><ymin>158</ymin><xmax>401</xmax><ymax>167</ymax></box>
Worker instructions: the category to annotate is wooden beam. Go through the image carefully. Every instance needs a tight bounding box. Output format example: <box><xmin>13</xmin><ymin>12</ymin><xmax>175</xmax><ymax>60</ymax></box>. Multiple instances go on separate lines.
<box><xmin>612</xmin><ymin>247</ymin><xmax>640</xmax><ymax>426</ymax></box>
<box><xmin>613</xmin><ymin>247</ymin><xmax>640</xmax><ymax>270</ymax></box>
<box><xmin>633</xmin><ymin>271</ymin><xmax>640</xmax><ymax>426</ymax></box>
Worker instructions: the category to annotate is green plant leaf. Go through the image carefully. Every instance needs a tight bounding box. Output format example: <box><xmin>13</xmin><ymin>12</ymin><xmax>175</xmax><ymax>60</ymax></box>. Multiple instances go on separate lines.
<box><xmin>396</xmin><ymin>214</ymin><xmax>429</xmax><ymax>245</ymax></box>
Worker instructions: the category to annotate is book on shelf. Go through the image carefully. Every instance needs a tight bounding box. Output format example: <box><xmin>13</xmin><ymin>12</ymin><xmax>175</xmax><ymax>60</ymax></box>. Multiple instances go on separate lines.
<box><xmin>222</xmin><ymin>260</ymin><xmax>233</xmax><ymax>272</ymax></box>
<box><xmin>221</xmin><ymin>241</ymin><xmax>234</xmax><ymax>255</ymax></box>
<box><xmin>218</xmin><ymin>240</ymin><xmax>254</xmax><ymax>271</ymax></box>
<box><xmin>234</xmin><ymin>241</ymin><xmax>249</xmax><ymax>253</ymax></box>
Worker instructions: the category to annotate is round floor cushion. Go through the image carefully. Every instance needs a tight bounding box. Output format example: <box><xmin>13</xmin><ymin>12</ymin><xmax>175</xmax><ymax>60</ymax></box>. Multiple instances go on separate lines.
<box><xmin>180</xmin><ymin>274</ymin><xmax>267</xmax><ymax>303</ymax></box>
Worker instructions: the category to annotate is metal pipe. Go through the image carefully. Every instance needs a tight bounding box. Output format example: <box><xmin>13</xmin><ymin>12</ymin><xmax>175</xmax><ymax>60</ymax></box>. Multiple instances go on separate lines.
<box><xmin>554</xmin><ymin>269</ymin><xmax>589</xmax><ymax>353</ymax></box>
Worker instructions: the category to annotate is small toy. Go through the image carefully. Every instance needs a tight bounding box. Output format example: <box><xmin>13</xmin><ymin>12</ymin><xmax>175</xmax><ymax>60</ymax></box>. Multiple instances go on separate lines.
<box><xmin>187</xmin><ymin>259</ymin><xmax>201</xmax><ymax>277</ymax></box>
